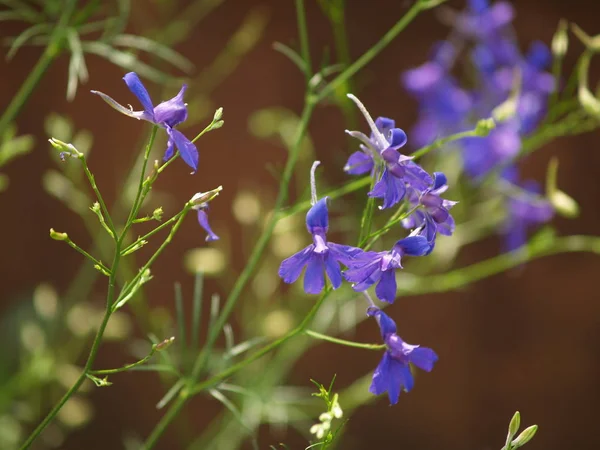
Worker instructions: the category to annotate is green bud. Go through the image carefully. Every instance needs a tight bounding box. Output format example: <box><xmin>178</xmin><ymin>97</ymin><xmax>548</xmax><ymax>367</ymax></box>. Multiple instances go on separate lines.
<box><xmin>48</xmin><ymin>138</ymin><xmax>82</xmax><ymax>158</ymax></box>
<box><xmin>122</xmin><ymin>240</ymin><xmax>148</xmax><ymax>256</ymax></box>
<box><xmin>49</xmin><ymin>228</ymin><xmax>69</xmax><ymax>241</ymax></box>
<box><xmin>578</xmin><ymin>86</ymin><xmax>600</xmax><ymax>118</ymax></box>
<box><xmin>546</xmin><ymin>157</ymin><xmax>580</xmax><ymax>218</ymax></box>
<box><xmin>189</xmin><ymin>185</ymin><xmax>223</xmax><ymax>208</ymax></box>
<box><xmin>152</xmin><ymin>207</ymin><xmax>164</xmax><ymax>222</ymax></box>
<box><xmin>86</xmin><ymin>373</ymin><xmax>112</xmax><ymax>387</ymax></box>
<box><xmin>90</xmin><ymin>202</ymin><xmax>101</xmax><ymax>213</ymax></box>
<box><xmin>475</xmin><ymin>118</ymin><xmax>496</xmax><ymax>136</ymax></box>
<box><xmin>506</xmin><ymin>411</ymin><xmax>521</xmax><ymax>445</ymax></box>
<box><xmin>551</xmin><ymin>20</ymin><xmax>568</xmax><ymax>58</ymax></box>
<box><xmin>155</xmin><ymin>336</ymin><xmax>175</xmax><ymax>351</ymax></box>
<box><xmin>511</xmin><ymin>425</ymin><xmax>538</xmax><ymax>448</ymax></box>
<box><xmin>213</xmin><ymin>107</ymin><xmax>224</xmax><ymax>121</ymax></box>
<box><xmin>211</xmin><ymin>120</ymin><xmax>224</xmax><ymax>130</ymax></box>
<box><xmin>94</xmin><ymin>264</ymin><xmax>111</xmax><ymax>277</ymax></box>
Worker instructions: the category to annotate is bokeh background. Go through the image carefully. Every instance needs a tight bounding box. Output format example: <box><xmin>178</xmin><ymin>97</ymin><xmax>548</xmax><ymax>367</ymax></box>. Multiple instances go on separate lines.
<box><xmin>1</xmin><ymin>0</ymin><xmax>600</xmax><ymax>449</ymax></box>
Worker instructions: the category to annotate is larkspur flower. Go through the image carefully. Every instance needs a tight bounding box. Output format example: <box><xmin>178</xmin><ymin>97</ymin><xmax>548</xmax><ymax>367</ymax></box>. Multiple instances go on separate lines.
<box><xmin>367</xmin><ymin>307</ymin><xmax>438</xmax><ymax>405</ymax></box>
<box><xmin>343</xmin><ymin>233</ymin><xmax>430</xmax><ymax>303</ymax></box>
<box><xmin>500</xmin><ymin>173</ymin><xmax>554</xmax><ymax>251</ymax></box>
<box><xmin>403</xmin><ymin>172</ymin><xmax>457</xmax><ymax>253</ymax></box>
<box><xmin>345</xmin><ymin>94</ymin><xmax>432</xmax><ymax>209</ymax></box>
<box><xmin>456</xmin><ymin>0</ymin><xmax>514</xmax><ymax>41</ymax></box>
<box><xmin>190</xmin><ymin>188</ymin><xmax>222</xmax><ymax>242</ymax></box>
<box><xmin>92</xmin><ymin>72</ymin><xmax>199</xmax><ymax>172</ymax></box>
<box><xmin>278</xmin><ymin>162</ymin><xmax>362</xmax><ymax>294</ymax></box>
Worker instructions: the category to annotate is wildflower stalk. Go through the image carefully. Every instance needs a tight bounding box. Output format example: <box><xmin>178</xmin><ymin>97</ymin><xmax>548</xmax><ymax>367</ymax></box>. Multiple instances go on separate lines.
<box><xmin>304</xmin><ymin>330</ymin><xmax>386</xmax><ymax>350</ymax></box>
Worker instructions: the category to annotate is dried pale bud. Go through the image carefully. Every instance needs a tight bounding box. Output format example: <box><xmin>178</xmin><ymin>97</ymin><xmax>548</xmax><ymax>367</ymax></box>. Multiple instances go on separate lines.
<box><xmin>189</xmin><ymin>186</ymin><xmax>223</xmax><ymax>208</ymax></box>
<box><xmin>155</xmin><ymin>336</ymin><xmax>175</xmax><ymax>351</ymax></box>
<box><xmin>551</xmin><ymin>20</ymin><xmax>568</xmax><ymax>58</ymax></box>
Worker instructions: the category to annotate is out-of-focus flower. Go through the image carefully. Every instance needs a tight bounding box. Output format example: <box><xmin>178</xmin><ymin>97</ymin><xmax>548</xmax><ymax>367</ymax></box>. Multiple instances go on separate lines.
<box><xmin>92</xmin><ymin>72</ymin><xmax>199</xmax><ymax>172</ymax></box>
<box><xmin>343</xmin><ymin>233</ymin><xmax>430</xmax><ymax>303</ymax></box>
<box><xmin>367</xmin><ymin>307</ymin><xmax>438</xmax><ymax>404</ymax></box>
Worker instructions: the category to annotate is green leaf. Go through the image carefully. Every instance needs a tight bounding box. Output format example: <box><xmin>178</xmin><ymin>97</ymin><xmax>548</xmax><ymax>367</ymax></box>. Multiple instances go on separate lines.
<box><xmin>156</xmin><ymin>379</ymin><xmax>185</xmax><ymax>409</ymax></box>
<box><xmin>174</xmin><ymin>282</ymin><xmax>187</xmax><ymax>354</ymax></box>
<box><xmin>66</xmin><ymin>29</ymin><xmax>88</xmax><ymax>101</ymax></box>
<box><xmin>273</xmin><ymin>42</ymin><xmax>306</xmax><ymax>73</ymax></box>
<box><xmin>6</xmin><ymin>23</ymin><xmax>52</xmax><ymax>60</ymax></box>
<box><xmin>191</xmin><ymin>272</ymin><xmax>204</xmax><ymax>353</ymax></box>
<box><xmin>112</xmin><ymin>34</ymin><xmax>194</xmax><ymax>73</ymax></box>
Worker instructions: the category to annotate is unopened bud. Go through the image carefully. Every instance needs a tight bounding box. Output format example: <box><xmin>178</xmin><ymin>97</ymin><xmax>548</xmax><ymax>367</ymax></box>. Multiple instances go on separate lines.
<box><xmin>48</xmin><ymin>138</ymin><xmax>82</xmax><ymax>158</ymax></box>
<box><xmin>189</xmin><ymin>186</ymin><xmax>223</xmax><ymax>208</ymax></box>
<box><xmin>122</xmin><ymin>240</ymin><xmax>148</xmax><ymax>256</ymax></box>
<box><xmin>90</xmin><ymin>202</ymin><xmax>101</xmax><ymax>213</ymax></box>
<box><xmin>211</xmin><ymin>120</ymin><xmax>224</xmax><ymax>130</ymax></box>
<box><xmin>551</xmin><ymin>20</ymin><xmax>568</xmax><ymax>58</ymax></box>
<box><xmin>94</xmin><ymin>264</ymin><xmax>111</xmax><ymax>276</ymax></box>
<box><xmin>578</xmin><ymin>86</ymin><xmax>600</xmax><ymax>118</ymax></box>
<box><xmin>507</xmin><ymin>411</ymin><xmax>521</xmax><ymax>443</ymax></box>
<box><xmin>511</xmin><ymin>425</ymin><xmax>538</xmax><ymax>448</ymax></box>
<box><xmin>571</xmin><ymin>24</ymin><xmax>600</xmax><ymax>52</ymax></box>
<box><xmin>550</xmin><ymin>190</ymin><xmax>579</xmax><ymax>218</ymax></box>
<box><xmin>49</xmin><ymin>228</ymin><xmax>69</xmax><ymax>241</ymax></box>
<box><xmin>152</xmin><ymin>207</ymin><xmax>163</xmax><ymax>221</ymax></box>
<box><xmin>155</xmin><ymin>336</ymin><xmax>175</xmax><ymax>351</ymax></box>
<box><xmin>213</xmin><ymin>107</ymin><xmax>223</xmax><ymax>121</ymax></box>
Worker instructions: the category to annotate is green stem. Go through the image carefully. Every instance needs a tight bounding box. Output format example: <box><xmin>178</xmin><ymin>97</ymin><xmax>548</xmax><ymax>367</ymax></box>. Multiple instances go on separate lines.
<box><xmin>315</xmin><ymin>0</ymin><xmax>425</xmax><ymax>102</ymax></box>
<box><xmin>90</xmin><ymin>345</ymin><xmax>158</xmax><ymax>375</ymax></box>
<box><xmin>400</xmin><ymin>235</ymin><xmax>600</xmax><ymax>295</ymax></box>
<box><xmin>295</xmin><ymin>0</ymin><xmax>312</xmax><ymax>82</ymax></box>
<box><xmin>121</xmin><ymin>210</ymin><xmax>185</xmax><ymax>255</ymax></box>
<box><xmin>63</xmin><ymin>236</ymin><xmax>110</xmax><ymax>273</ymax></box>
<box><xmin>304</xmin><ymin>330</ymin><xmax>385</xmax><ymax>350</ymax></box>
<box><xmin>412</xmin><ymin>127</ymin><xmax>483</xmax><ymax>159</ymax></box>
<box><xmin>80</xmin><ymin>154</ymin><xmax>117</xmax><ymax>236</ymax></box>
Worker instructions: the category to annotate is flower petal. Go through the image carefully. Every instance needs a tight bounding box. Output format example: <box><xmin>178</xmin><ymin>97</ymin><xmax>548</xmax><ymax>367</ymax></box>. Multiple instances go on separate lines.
<box><xmin>324</xmin><ymin>253</ymin><xmax>342</xmax><ymax>289</ymax></box>
<box><xmin>395</xmin><ymin>235</ymin><xmax>431</xmax><ymax>256</ymax></box>
<box><xmin>305</xmin><ymin>197</ymin><xmax>329</xmax><ymax>234</ymax></box>
<box><xmin>304</xmin><ymin>254</ymin><xmax>325</xmax><ymax>294</ymax></box>
<box><xmin>375</xmin><ymin>269</ymin><xmax>397</xmax><ymax>304</ymax></box>
<box><xmin>387</xmin><ymin>128</ymin><xmax>408</xmax><ymax>149</ymax></box>
<box><xmin>168</xmin><ymin>128</ymin><xmax>198</xmax><ymax>172</ymax></box>
<box><xmin>408</xmin><ymin>346</ymin><xmax>438</xmax><ymax>372</ymax></box>
<box><xmin>327</xmin><ymin>242</ymin><xmax>363</xmax><ymax>266</ymax></box>
<box><xmin>278</xmin><ymin>244</ymin><xmax>314</xmax><ymax>284</ymax></box>
<box><xmin>197</xmin><ymin>209</ymin><xmax>219</xmax><ymax>241</ymax></box>
<box><xmin>368</xmin><ymin>308</ymin><xmax>397</xmax><ymax>337</ymax></box>
<box><xmin>163</xmin><ymin>138</ymin><xmax>176</xmax><ymax>161</ymax></box>
<box><xmin>123</xmin><ymin>72</ymin><xmax>155</xmax><ymax>119</ymax></box>
<box><xmin>344</xmin><ymin>151</ymin><xmax>374</xmax><ymax>175</ymax></box>
<box><xmin>153</xmin><ymin>84</ymin><xmax>188</xmax><ymax>127</ymax></box>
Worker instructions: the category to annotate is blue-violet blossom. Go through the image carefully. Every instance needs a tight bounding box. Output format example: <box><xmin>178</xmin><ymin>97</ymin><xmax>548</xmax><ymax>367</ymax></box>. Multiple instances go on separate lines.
<box><xmin>190</xmin><ymin>190</ymin><xmax>220</xmax><ymax>242</ymax></box>
<box><xmin>368</xmin><ymin>307</ymin><xmax>438</xmax><ymax>405</ymax></box>
<box><xmin>344</xmin><ymin>94</ymin><xmax>432</xmax><ymax>210</ymax></box>
<box><xmin>344</xmin><ymin>233</ymin><xmax>430</xmax><ymax>303</ymax></box>
<box><xmin>92</xmin><ymin>72</ymin><xmax>199</xmax><ymax>172</ymax></box>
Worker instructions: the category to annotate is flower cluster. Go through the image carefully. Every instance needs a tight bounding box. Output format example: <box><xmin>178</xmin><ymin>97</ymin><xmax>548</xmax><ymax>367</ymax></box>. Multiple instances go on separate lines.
<box><xmin>402</xmin><ymin>0</ymin><xmax>555</xmax><ymax>250</ymax></box>
<box><xmin>278</xmin><ymin>96</ymin><xmax>445</xmax><ymax>402</ymax></box>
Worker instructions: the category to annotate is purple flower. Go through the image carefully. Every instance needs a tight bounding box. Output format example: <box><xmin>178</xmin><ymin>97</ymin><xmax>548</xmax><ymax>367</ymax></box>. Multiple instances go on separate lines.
<box><xmin>402</xmin><ymin>172</ymin><xmax>457</xmax><ymax>253</ymax></box>
<box><xmin>278</xmin><ymin>198</ymin><xmax>362</xmax><ymax>294</ymax></box>
<box><xmin>367</xmin><ymin>307</ymin><xmax>438</xmax><ymax>405</ymax></box>
<box><xmin>345</xmin><ymin>94</ymin><xmax>433</xmax><ymax>209</ymax></box>
<box><xmin>190</xmin><ymin>191</ymin><xmax>220</xmax><ymax>241</ymax></box>
<box><xmin>343</xmin><ymin>234</ymin><xmax>430</xmax><ymax>303</ymax></box>
<box><xmin>456</xmin><ymin>0</ymin><xmax>515</xmax><ymax>41</ymax></box>
<box><xmin>501</xmin><ymin>178</ymin><xmax>554</xmax><ymax>251</ymax></box>
<box><xmin>92</xmin><ymin>72</ymin><xmax>199</xmax><ymax>172</ymax></box>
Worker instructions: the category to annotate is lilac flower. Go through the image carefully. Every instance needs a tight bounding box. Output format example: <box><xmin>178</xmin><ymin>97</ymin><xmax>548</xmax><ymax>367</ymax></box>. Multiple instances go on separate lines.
<box><xmin>367</xmin><ymin>307</ymin><xmax>438</xmax><ymax>405</ymax></box>
<box><xmin>345</xmin><ymin>95</ymin><xmax>433</xmax><ymax>210</ymax></box>
<box><xmin>278</xmin><ymin>197</ymin><xmax>362</xmax><ymax>294</ymax></box>
<box><xmin>456</xmin><ymin>0</ymin><xmax>514</xmax><ymax>41</ymax></box>
<box><xmin>343</xmin><ymin>234</ymin><xmax>430</xmax><ymax>303</ymax></box>
<box><xmin>92</xmin><ymin>72</ymin><xmax>199</xmax><ymax>172</ymax></box>
<box><xmin>402</xmin><ymin>172</ymin><xmax>457</xmax><ymax>253</ymax></box>
<box><xmin>501</xmin><ymin>177</ymin><xmax>554</xmax><ymax>251</ymax></box>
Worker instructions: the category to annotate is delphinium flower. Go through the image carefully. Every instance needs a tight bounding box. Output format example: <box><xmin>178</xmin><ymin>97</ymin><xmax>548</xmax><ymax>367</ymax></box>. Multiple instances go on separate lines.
<box><xmin>343</xmin><ymin>231</ymin><xmax>430</xmax><ymax>303</ymax></box>
<box><xmin>344</xmin><ymin>94</ymin><xmax>432</xmax><ymax>210</ymax></box>
<box><xmin>499</xmin><ymin>170</ymin><xmax>554</xmax><ymax>251</ymax></box>
<box><xmin>278</xmin><ymin>162</ymin><xmax>362</xmax><ymax>294</ymax></box>
<box><xmin>190</xmin><ymin>188</ymin><xmax>222</xmax><ymax>242</ymax></box>
<box><xmin>402</xmin><ymin>172</ymin><xmax>458</xmax><ymax>253</ymax></box>
<box><xmin>367</xmin><ymin>306</ymin><xmax>438</xmax><ymax>405</ymax></box>
<box><xmin>92</xmin><ymin>72</ymin><xmax>199</xmax><ymax>172</ymax></box>
<box><xmin>455</xmin><ymin>0</ymin><xmax>514</xmax><ymax>41</ymax></box>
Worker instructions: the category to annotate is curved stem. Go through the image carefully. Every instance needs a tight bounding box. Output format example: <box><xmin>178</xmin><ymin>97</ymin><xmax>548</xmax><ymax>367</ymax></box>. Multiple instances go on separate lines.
<box><xmin>304</xmin><ymin>330</ymin><xmax>385</xmax><ymax>350</ymax></box>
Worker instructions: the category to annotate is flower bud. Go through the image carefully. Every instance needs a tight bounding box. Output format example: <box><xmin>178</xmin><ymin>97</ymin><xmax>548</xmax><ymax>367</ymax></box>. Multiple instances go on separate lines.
<box><xmin>189</xmin><ymin>186</ymin><xmax>223</xmax><ymax>208</ymax></box>
<box><xmin>475</xmin><ymin>118</ymin><xmax>496</xmax><ymax>136</ymax></box>
<box><xmin>49</xmin><ymin>228</ymin><xmax>69</xmax><ymax>241</ymax></box>
<box><xmin>213</xmin><ymin>107</ymin><xmax>224</xmax><ymax>121</ymax></box>
<box><xmin>551</xmin><ymin>20</ymin><xmax>568</xmax><ymax>58</ymax></box>
<box><xmin>122</xmin><ymin>240</ymin><xmax>148</xmax><ymax>256</ymax></box>
<box><xmin>152</xmin><ymin>207</ymin><xmax>164</xmax><ymax>221</ymax></box>
<box><xmin>578</xmin><ymin>86</ymin><xmax>600</xmax><ymax>118</ymax></box>
<box><xmin>48</xmin><ymin>138</ymin><xmax>82</xmax><ymax>158</ymax></box>
<box><xmin>507</xmin><ymin>411</ymin><xmax>521</xmax><ymax>443</ymax></box>
<box><xmin>511</xmin><ymin>425</ymin><xmax>538</xmax><ymax>448</ymax></box>
<box><xmin>155</xmin><ymin>336</ymin><xmax>175</xmax><ymax>351</ymax></box>
<box><xmin>571</xmin><ymin>24</ymin><xmax>600</xmax><ymax>52</ymax></box>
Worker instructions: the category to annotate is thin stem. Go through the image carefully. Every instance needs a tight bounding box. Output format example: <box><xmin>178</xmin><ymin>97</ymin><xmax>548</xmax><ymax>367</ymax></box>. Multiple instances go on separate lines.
<box><xmin>80</xmin><ymin>155</ymin><xmax>117</xmax><ymax>236</ymax></box>
<box><xmin>121</xmin><ymin>210</ymin><xmax>186</xmax><ymax>255</ymax></box>
<box><xmin>63</xmin><ymin>236</ymin><xmax>110</xmax><ymax>273</ymax></box>
<box><xmin>362</xmin><ymin>204</ymin><xmax>420</xmax><ymax>250</ymax></box>
<box><xmin>90</xmin><ymin>345</ymin><xmax>158</xmax><ymax>375</ymax></box>
<box><xmin>412</xmin><ymin>127</ymin><xmax>483</xmax><ymax>159</ymax></box>
<box><xmin>295</xmin><ymin>0</ymin><xmax>312</xmax><ymax>82</ymax></box>
<box><xmin>304</xmin><ymin>330</ymin><xmax>385</xmax><ymax>350</ymax></box>
<box><xmin>400</xmin><ymin>235</ymin><xmax>600</xmax><ymax>295</ymax></box>
<box><xmin>315</xmin><ymin>0</ymin><xmax>425</xmax><ymax>102</ymax></box>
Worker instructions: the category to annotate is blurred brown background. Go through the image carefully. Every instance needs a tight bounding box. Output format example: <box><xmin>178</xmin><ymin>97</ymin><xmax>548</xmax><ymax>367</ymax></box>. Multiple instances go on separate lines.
<box><xmin>1</xmin><ymin>0</ymin><xmax>600</xmax><ymax>449</ymax></box>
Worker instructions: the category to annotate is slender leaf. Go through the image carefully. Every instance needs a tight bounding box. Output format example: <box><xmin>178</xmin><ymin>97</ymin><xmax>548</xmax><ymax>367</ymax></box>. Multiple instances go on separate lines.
<box><xmin>6</xmin><ymin>23</ymin><xmax>52</xmax><ymax>60</ymax></box>
<box><xmin>174</xmin><ymin>281</ymin><xmax>186</xmax><ymax>353</ymax></box>
<box><xmin>273</xmin><ymin>41</ymin><xmax>306</xmax><ymax>72</ymax></box>
<box><xmin>156</xmin><ymin>379</ymin><xmax>185</xmax><ymax>409</ymax></box>
<box><xmin>191</xmin><ymin>272</ymin><xmax>204</xmax><ymax>353</ymax></box>
<box><xmin>223</xmin><ymin>323</ymin><xmax>234</xmax><ymax>353</ymax></box>
<box><xmin>112</xmin><ymin>34</ymin><xmax>194</xmax><ymax>73</ymax></box>
<box><xmin>225</xmin><ymin>336</ymin><xmax>267</xmax><ymax>359</ymax></box>
<box><xmin>66</xmin><ymin>29</ymin><xmax>88</xmax><ymax>100</ymax></box>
